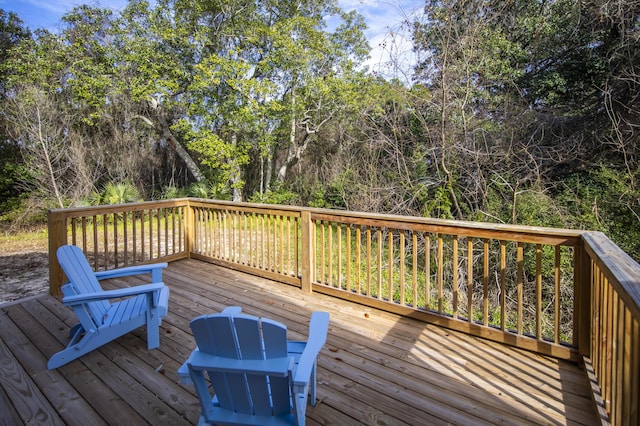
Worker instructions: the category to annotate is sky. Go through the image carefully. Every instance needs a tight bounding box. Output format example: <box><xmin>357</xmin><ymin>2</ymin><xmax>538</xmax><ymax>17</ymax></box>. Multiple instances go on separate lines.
<box><xmin>1</xmin><ymin>0</ymin><xmax>425</xmax><ymax>81</ymax></box>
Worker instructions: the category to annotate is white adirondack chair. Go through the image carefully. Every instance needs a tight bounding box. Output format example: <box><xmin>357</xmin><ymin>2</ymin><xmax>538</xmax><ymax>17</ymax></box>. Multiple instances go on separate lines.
<box><xmin>47</xmin><ymin>245</ymin><xmax>170</xmax><ymax>369</ymax></box>
<box><xmin>179</xmin><ymin>306</ymin><xmax>330</xmax><ymax>426</ymax></box>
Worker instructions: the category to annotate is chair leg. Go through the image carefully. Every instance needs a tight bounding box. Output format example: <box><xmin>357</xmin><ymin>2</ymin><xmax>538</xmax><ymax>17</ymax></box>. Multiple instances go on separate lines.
<box><xmin>47</xmin><ymin>332</ymin><xmax>102</xmax><ymax>369</ymax></box>
<box><xmin>147</xmin><ymin>323</ymin><xmax>160</xmax><ymax>349</ymax></box>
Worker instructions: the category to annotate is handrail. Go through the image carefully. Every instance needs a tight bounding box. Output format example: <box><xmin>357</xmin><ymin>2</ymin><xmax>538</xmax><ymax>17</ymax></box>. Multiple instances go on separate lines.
<box><xmin>48</xmin><ymin>198</ymin><xmax>640</xmax><ymax>425</ymax></box>
<box><xmin>582</xmin><ymin>232</ymin><xmax>640</xmax><ymax>425</ymax></box>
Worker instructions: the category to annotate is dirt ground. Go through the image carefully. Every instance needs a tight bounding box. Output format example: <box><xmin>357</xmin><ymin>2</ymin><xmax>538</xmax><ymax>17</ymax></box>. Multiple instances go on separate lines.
<box><xmin>0</xmin><ymin>233</ymin><xmax>50</xmax><ymax>304</ymax></box>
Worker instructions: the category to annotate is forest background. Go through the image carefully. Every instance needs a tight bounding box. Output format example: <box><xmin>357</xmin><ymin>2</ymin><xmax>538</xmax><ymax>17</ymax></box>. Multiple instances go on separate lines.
<box><xmin>1</xmin><ymin>0</ymin><xmax>639</xmax><ymax>263</ymax></box>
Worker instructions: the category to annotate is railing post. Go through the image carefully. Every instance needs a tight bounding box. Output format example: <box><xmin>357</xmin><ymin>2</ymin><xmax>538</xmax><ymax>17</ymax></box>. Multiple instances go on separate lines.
<box><xmin>300</xmin><ymin>210</ymin><xmax>313</xmax><ymax>293</ymax></box>
<box><xmin>574</xmin><ymin>240</ymin><xmax>593</xmax><ymax>357</ymax></box>
<box><xmin>185</xmin><ymin>199</ymin><xmax>194</xmax><ymax>257</ymax></box>
<box><xmin>48</xmin><ymin>209</ymin><xmax>68</xmax><ymax>295</ymax></box>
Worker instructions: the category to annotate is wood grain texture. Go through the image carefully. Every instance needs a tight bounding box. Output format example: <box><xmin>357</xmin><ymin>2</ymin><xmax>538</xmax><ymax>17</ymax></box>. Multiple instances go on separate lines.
<box><xmin>1</xmin><ymin>258</ymin><xmax>600</xmax><ymax>425</ymax></box>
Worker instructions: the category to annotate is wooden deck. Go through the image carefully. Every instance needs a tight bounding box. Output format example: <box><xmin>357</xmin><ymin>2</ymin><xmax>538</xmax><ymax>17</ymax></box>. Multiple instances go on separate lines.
<box><xmin>0</xmin><ymin>258</ymin><xmax>599</xmax><ymax>425</ymax></box>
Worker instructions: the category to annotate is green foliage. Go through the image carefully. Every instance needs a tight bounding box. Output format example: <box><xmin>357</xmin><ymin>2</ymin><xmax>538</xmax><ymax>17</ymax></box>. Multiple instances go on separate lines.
<box><xmin>249</xmin><ymin>186</ymin><xmax>299</xmax><ymax>205</ymax></box>
<box><xmin>76</xmin><ymin>191</ymin><xmax>102</xmax><ymax>207</ymax></box>
<box><xmin>187</xmin><ymin>181</ymin><xmax>210</xmax><ymax>199</ymax></box>
<box><xmin>184</xmin><ymin>180</ymin><xmax>232</xmax><ymax>201</ymax></box>
<box><xmin>557</xmin><ymin>167</ymin><xmax>640</xmax><ymax>260</ymax></box>
<box><xmin>77</xmin><ymin>181</ymin><xmax>141</xmax><ymax>206</ymax></box>
<box><xmin>423</xmin><ymin>185</ymin><xmax>454</xmax><ymax>220</ymax></box>
<box><xmin>101</xmin><ymin>181</ymin><xmax>142</xmax><ymax>205</ymax></box>
<box><xmin>0</xmin><ymin>141</ymin><xmax>25</xmax><ymax>211</ymax></box>
<box><xmin>160</xmin><ymin>185</ymin><xmax>188</xmax><ymax>200</ymax></box>
<box><xmin>307</xmin><ymin>184</ymin><xmax>328</xmax><ymax>209</ymax></box>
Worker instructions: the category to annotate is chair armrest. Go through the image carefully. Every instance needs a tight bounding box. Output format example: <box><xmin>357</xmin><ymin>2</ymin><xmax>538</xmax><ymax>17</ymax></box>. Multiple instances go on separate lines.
<box><xmin>62</xmin><ymin>282</ymin><xmax>166</xmax><ymax>305</ymax></box>
<box><xmin>94</xmin><ymin>263</ymin><xmax>168</xmax><ymax>282</ymax></box>
<box><xmin>293</xmin><ymin>311</ymin><xmax>329</xmax><ymax>389</ymax></box>
<box><xmin>187</xmin><ymin>350</ymin><xmax>293</xmax><ymax>376</ymax></box>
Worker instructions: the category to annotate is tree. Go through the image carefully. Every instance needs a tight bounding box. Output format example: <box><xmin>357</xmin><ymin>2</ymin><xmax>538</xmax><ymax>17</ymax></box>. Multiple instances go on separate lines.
<box><xmin>5</xmin><ymin>86</ymin><xmax>70</xmax><ymax>208</ymax></box>
<box><xmin>411</xmin><ymin>0</ymin><xmax>528</xmax><ymax>219</ymax></box>
<box><xmin>161</xmin><ymin>0</ymin><xmax>369</xmax><ymax>201</ymax></box>
<box><xmin>0</xmin><ymin>10</ymin><xmax>31</xmax><ymax>216</ymax></box>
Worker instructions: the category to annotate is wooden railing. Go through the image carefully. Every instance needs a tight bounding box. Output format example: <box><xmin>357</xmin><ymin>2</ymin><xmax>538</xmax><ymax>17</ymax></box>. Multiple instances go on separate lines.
<box><xmin>582</xmin><ymin>232</ymin><xmax>640</xmax><ymax>425</ymax></box>
<box><xmin>188</xmin><ymin>200</ymin><xmax>302</xmax><ymax>287</ymax></box>
<box><xmin>307</xmin><ymin>209</ymin><xmax>587</xmax><ymax>361</ymax></box>
<box><xmin>48</xmin><ymin>200</ymin><xmax>189</xmax><ymax>289</ymax></box>
<box><xmin>48</xmin><ymin>198</ymin><xmax>640</xmax><ymax>425</ymax></box>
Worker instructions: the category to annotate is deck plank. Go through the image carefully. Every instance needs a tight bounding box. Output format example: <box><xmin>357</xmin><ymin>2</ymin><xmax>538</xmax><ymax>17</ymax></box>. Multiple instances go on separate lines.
<box><xmin>11</xmin><ymin>297</ymin><xmax>149</xmax><ymax>426</ymax></box>
<box><xmin>0</xmin><ymin>339</ymin><xmax>63</xmax><ymax>425</ymax></box>
<box><xmin>0</xmin><ymin>307</ymin><xmax>104</xmax><ymax>426</ymax></box>
<box><xmin>0</xmin><ymin>258</ymin><xmax>599</xmax><ymax>425</ymax></box>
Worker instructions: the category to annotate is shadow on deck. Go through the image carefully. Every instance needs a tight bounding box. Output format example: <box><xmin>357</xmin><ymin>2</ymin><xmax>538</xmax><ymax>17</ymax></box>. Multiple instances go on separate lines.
<box><xmin>0</xmin><ymin>258</ymin><xmax>598</xmax><ymax>425</ymax></box>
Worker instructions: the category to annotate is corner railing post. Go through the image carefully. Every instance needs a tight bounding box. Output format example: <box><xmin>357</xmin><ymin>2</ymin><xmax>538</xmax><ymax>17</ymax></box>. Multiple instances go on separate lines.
<box><xmin>301</xmin><ymin>209</ymin><xmax>313</xmax><ymax>293</ymax></box>
<box><xmin>574</xmin><ymin>238</ymin><xmax>593</xmax><ymax>357</ymax></box>
<box><xmin>48</xmin><ymin>209</ymin><xmax>68</xmax><ymax>295</ymax></box>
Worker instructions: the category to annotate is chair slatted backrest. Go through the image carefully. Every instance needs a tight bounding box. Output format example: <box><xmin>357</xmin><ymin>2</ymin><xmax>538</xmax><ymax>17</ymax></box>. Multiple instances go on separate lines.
<box><xmin>57</xmin><ymin>245</ymin><xmax>110</xmax><ymax>328</ymax></box>
<box><xmin>190</xmin><ymin>313</ymin><xmax>291</xmax><ymax>417</ymax></box>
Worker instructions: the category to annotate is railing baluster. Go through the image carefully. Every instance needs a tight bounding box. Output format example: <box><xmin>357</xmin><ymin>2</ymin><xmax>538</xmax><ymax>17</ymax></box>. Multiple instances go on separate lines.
<box><xmin>536</xmin><ymin>244</ymin><xmax>542</xmax><ymax>339</ymax></box>
<box><xmin>320</xmin><ymin>221</ymin><xmax>326</xmax><ymax>284</ymax></box>
<box><xmin>388</xmin><ymin>230</ymin><xmax>393</xmax><ymax>303</ymax></box>
<box><xmin>555</xmin><ymin>246</ymin><xmax>561</xmax><ymax>343</ymax></box>
<box><xmin>93</xmin><ymin>215</ymin><xmax>99</xmax><ymax>271</ymax></box>
<box><xmin>346</xmin><ymin>225</ymin><xmax>351</xmax><ymax>292</ymax></box>
<box><xmin>336</xmin><ymin>224</ymin><xmax>341</xmax><ymax>289</ymax></box>
<box><xmin>399</xmin><ymin>231</ymin><xmax>405</xmax><ymax>306</ymax></box>
<box><xmin>155</xmin><ymin>208</ymin><xmax>161</xmax><ymax>259</ymax></box>
<box><xmin>113</xmin><ymin>212</ymin><xmax>119</xmax><ymax>269</ymax></box>
<box><xmin>103</xmin><ymin>214</ymin><xmax>108</xmax><ymax>269</ymax></box>
<box><xmin>437</xmin><ymin>234</ymin><xmax>444</xmax><ymax>314</ymax></box>
<box><xmin>82</xmin><ymin>217</ymin><xmax>87</xmax><ymax>253</ymax></box>
<box><xmin>467</xmin><ymin>237</ymin><xmax>473</xmax><ymax>323</ymax></box>
<box><xmin>516</xmin><ymin>242</ymin><xmax>523</xmax><ymax>335</ymax></box>
<box><xmin>425</xmin><ymin>233</ymin><xmax>431</xmax><ymax>311</ymax></box>
<box><xmin>140</xmin><ymin>210</ymin><xmax>145</xmax><ymax>262</ymax></box>
<box><xmin>483</xmin><ymin>239</ymin><xmax>489</xmax><ymax>326</ymax></box>
<box><xmin>366</xmin><ymin>228</ymin><xmax>371</xmax><ymax>297</ymax></box>
<box><xmin>412</xmin><ymin>231</ymin><xmax>418</xmax><ymax>308</ymax></box>
<box><xmin>164</xmin><ymin>208</ymin><xmax>169</xmax><ymax>258</ymax></box>
<box><xmin>500</xmin><ymin>240</ymin><xmax>506</xmax><ymax>331</ymax></box>
<box><xmin>328</xmin><ymin>223</ymin><xmax>333</xmax><ymax>287</ymax></box>
<box><xmin>71</xmin><ymin>218</ymin><xmax>77</xmax><ymax>246</ymax></box>
<box><xmin>377</xmin><ymin>228</ymin><xmax>382</xmax><ymax>300</ymax></box>
<box><xmin>123</xmin><ymin>211</ymin><xmax>129</xmax><ymax>266</ymax></box>
<box><xmin>453</xmin><ymin>235</ymin><xmax>458</xmax><ymax>319</ymax></box>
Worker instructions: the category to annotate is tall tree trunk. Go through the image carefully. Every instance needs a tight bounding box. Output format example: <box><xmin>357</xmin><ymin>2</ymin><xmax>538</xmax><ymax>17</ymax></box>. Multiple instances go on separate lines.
<box><xmin>264</xmin><ymin>155</ymin><xmax>272</xmax><ymax>194</ymax></box>
<box><xmin>230</xmin><ymin>134</ymin><xmax>243</xmax><ymax>202</ymax></box>
<box><xmin>155</xmin><ymin>110</ymin><xmax>205</xmax><ymax>182</ymax></box>
<box><xmin>277</xmin><ymin>93</ymin><xmax>297</xmax><ymax>183</ymax></box>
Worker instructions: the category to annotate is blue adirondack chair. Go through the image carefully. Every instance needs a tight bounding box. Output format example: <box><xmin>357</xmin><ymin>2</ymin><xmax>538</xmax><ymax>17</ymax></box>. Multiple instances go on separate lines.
<box><xmin>47</xmin><ymin>245</ymin><xmax>170</xmax><ymax>369</ymax></box>
<box><xmin>178</xmin><ymin>306</ymin><xmax>330</xmax><ymax>426</ymax></box>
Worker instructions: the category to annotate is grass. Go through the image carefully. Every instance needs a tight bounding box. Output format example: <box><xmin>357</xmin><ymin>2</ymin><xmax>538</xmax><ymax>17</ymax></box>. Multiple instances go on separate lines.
<box><xmin>0</xmin><ymin>227</ymin><xmax>49</xmax><ymax>255</ymax></box>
